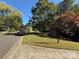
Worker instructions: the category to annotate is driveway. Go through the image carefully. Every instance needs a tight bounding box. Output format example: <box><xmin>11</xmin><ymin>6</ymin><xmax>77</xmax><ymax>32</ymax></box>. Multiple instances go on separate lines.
<box><xmin>0</xmin><ymin>34</ymin><xmax>20</xmax><ymax>59</ymax></box>
<box><xmin>12</xmin><ymin>44</ymin><xmax>79</xmax><ymax>59</ymax></box>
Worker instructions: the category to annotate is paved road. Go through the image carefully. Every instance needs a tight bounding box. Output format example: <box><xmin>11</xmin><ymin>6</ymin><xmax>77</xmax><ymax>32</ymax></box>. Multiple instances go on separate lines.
<box><xmin>0</xmin><ymin>34</ymin><xmax>20</xmax><ymax>59</ymax></box>
<box><xmin>12</xmin><ymin>44</ymin><xmax>79</xmax><ymax>59</ymax></box>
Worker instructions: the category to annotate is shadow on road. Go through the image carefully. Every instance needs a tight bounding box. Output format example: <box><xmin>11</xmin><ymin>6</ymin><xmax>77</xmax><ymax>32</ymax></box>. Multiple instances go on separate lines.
<box><xmin>4</xmin><ymin>32</ymin><xmax>15</xmax><ymax>35</ymax></box>
<box><xmin>3</xmin><ymin>32</ymin><xmax>20</xmax><ymax>37</ymax></box>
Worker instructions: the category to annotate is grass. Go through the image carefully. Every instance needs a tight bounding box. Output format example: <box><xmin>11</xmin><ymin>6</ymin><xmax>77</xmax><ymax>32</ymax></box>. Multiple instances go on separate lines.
<box><xmin>22</xmin><ymin>34</ymin><xmax>79</xmax><ymax>51</ymax></box>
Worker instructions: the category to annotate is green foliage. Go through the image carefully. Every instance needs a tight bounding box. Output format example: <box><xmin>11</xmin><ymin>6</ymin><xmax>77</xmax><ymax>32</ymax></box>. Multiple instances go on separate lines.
<box><xmin>30</xmin><ymin>0</ymin><xmax>79</xmax><ymax>41</ymax></box>
<box><xmin>31</xmin><ymin>0</ymin><xmax>57</xmax><ymax>32</ymax></box>
<box><xmin>0</xmin><ymin>2</ymin><xmax>22</xmax><ymax>31</ymax></box>
<box><xmin>57</xmin><ymin>0</ymin><xmax>74</xmax><ymax>14</ymax></box>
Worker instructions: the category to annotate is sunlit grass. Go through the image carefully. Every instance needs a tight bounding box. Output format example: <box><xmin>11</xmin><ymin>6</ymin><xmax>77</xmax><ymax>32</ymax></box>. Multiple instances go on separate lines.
<box><xmin>23</xmin><ymin>34</ymin><xmax>79</xmax><ymax>50</ymax></box>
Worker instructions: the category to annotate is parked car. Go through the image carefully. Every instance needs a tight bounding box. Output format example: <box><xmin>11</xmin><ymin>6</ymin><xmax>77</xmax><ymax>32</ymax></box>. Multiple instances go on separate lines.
<box><xmin>15</xmin><ymin>30</ymin><xmax>26</xmax><ymax>36</ymax></box>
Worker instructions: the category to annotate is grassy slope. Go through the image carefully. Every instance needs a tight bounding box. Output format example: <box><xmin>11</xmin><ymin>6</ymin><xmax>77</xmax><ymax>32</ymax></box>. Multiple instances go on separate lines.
<box><xmin>23</xmin><ymin>34</ymin><xmax>79</xmax><ymax>51</ymax></box>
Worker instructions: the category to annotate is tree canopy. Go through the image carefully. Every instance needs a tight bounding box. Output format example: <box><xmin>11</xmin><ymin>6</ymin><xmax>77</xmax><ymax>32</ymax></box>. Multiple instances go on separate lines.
<box><xmin>31</xmin><ymin>0</ymin><xmax>57</xmax><ymax>31</ymax></box>
<box><xmin>0</xmin><ymin>2</ymin><xmax>22</xmax><ymax>31</ymax></box>
<box><xmin>30</xmin><ymin>0</ymin><xmax>79</xmax><ymax>41</ymax></box>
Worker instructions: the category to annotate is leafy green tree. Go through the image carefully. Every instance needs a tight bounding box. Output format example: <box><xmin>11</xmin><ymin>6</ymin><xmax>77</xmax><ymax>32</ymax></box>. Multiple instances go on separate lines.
<box><xmin>0</xmin><ymin>2</ymin><xmax>22</xmax><ymax>31</ymax></box>
<box><xmin>57</xmin><ymin>0</ymin><xmax>74</xmax><ymax>14</ymax></box>
<box><xmin>31</xmin><ymin>0</ymin><xmax>57</xmax><ymax>32</ymax></box>
<box><xmin>5</xmin><ymin>10</ymin><xmax>22</xmax><ymax>31</ymax></box>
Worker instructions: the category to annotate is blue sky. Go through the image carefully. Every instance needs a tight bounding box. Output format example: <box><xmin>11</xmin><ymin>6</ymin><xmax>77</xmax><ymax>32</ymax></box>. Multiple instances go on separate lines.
<box><xmin>0</xmin><ymin>0</ymin><xmax>62</xmax><ymax>24</ymax></box>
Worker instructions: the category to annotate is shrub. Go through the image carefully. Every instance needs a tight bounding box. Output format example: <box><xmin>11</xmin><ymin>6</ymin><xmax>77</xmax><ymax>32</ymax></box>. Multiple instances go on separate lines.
<box><xmin>48</xmin><ymin>11</ymin><xmax>79</xmax><ymax>41</ymax></box>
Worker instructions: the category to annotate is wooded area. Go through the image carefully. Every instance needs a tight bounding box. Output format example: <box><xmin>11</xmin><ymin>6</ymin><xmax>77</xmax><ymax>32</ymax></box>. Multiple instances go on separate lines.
<box><xmin>0</xmin><ymin>2</ymin><xmax>22</xmax><ymax>31</ymax></box>
<box><xmin>30</xmin><ymin>0</ymin><xmax>79</xmax><ymax>41</ymax></box>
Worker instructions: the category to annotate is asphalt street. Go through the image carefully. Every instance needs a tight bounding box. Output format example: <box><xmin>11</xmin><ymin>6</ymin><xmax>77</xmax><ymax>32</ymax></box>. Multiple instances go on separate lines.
<box><xmin>0</xmin><ymin>34</ymin><xmax>20</xmax><ymax>59</ymax></box>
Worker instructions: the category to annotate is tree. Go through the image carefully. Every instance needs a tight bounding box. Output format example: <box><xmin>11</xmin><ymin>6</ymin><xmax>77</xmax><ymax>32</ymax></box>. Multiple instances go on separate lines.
<box><xmin>31</xmin><ymin>0</ymin><xmax>57</xmax><ymax>32</ymax></box>
<box><xmin>57</xmin><ymin>0</ymin><xmax>74</xmax><ymax>14</ymax></box>
<box><xmin>6</xmin><ymin>10</ymin><xmax>22</xmax><ymax>31</ymax></box>
<box><xmin>0</xmin><ymin>2</ymin><xmax>12</xmax><ymax>15</ymax></box>
<box><xmin>49</xmin><ymin>10</ymin><xmax>79</xmax><ymax>41</ymax></box>
<box><xmin>0</xmin><ymin>2</ymin><xmax>23</xmax><ymax>31</ymax></box>
<box><xmin>48</xmin><ymin>0</ymin><xmax>79</xmax><ymax>42</ymax></box>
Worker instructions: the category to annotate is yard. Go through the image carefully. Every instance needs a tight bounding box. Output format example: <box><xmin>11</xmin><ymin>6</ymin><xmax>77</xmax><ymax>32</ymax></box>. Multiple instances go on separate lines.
<box><xmin>23</xmin><ymin>34</ymin><xmax>79</xmax><ymax>51</ymax></box>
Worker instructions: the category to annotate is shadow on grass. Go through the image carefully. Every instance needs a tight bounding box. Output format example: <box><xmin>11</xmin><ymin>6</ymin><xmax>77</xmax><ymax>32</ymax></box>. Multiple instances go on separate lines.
<box><xmin>4</xmin><ymin>32</ymin><xmax>78</xmax><ymax>43</ymax></box>
<box><xmin>25</xmin><ymin>32</ymin><xmax>60</xmax><ymax>44</ymax></box>
<box><xmin>25</xmin><ymin>32</ymin><xmax>79</xmax><ymax>43</ymax></box>
<box><xmin>25</xmin><ymin>32</ymin><xmax>52</xmax><ymax>38</ymax></box>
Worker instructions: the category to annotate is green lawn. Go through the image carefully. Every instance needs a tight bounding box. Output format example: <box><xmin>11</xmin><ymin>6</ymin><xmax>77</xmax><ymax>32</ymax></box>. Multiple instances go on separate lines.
<box><xmin>23</xmin><ymin>34</ymin><xmax>79</xmax><ymax>51</ymax></box>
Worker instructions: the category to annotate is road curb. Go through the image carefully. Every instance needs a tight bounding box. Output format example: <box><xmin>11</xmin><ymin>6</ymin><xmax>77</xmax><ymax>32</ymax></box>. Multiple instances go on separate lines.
<box><xmin>2</xmin><ymin>36</ymin><xmax>24</xmax><ymax>59</ymax></box>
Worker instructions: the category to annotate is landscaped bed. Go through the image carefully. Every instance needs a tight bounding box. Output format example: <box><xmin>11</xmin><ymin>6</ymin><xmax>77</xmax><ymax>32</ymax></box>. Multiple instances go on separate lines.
<box><xmin>22</xmin><ymin>34</ymin><xmax>79</xmax><ymax>51</ymax></box>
